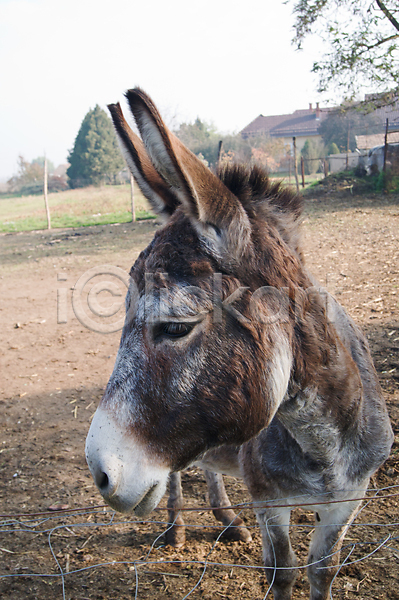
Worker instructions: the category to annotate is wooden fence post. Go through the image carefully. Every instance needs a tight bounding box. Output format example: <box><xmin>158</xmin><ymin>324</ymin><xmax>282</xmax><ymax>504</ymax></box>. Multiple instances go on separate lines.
<box><xmin>324</xmin><ymin>158</ymin><xmax>329</xmax><ymax>178</ymax></box>
<box><xmin>293</xmin><ymin>137</ymin><xmax>299</xmax><ymax>192</ymax></box>
<box><xmin>44</xmin><ymin>156</ymin><xmax>51</xmax><ymax>230</ymax></box>
<box><xmin>217</xmin><ymin>140</ymin><xmax>223</xmax><ymax>168</ymax></box>
<box><xmin>346</xmin><ymin>125</ymin><xmax>350</xmax><ymax>170</ymax></box>
<box><xmin>383</xmin><ymin>118</ymin><xmax>389</xmax><ymax>174</ymax></box>
<box><xmin>130</xmin><ymin>173</ymin><xmax>136</xmax><ymax>222</ymax></box>
<box><xmin>300</xmin><ymin>156</ymin><xmax>305</xmax><ymax>188</ymax></box>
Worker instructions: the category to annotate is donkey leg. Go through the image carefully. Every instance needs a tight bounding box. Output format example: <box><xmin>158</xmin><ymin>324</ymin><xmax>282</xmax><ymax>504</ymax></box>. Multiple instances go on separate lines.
<box><xmin>204</xmin><ymin>470</ymin><xmax>252</xmax><ymax>543</ymax></box>
<box><xmin>165</xmin><ymin>472</ymin><xmax>186</xmax><ymax>548</ymax></box>
<box><xmin>256</xmin><ymin>506</ymin><xmax>297</xmax><ymax>600</ymax></box>
<box><xmin>307</xmin><ymin>497</ymin><xmax>364</xmax><ymax>600</ymax></box>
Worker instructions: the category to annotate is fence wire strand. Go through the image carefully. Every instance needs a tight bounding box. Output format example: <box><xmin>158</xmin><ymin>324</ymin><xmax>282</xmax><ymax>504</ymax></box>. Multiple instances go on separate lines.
<box><xmin>1</xmin><ymin>484</ymin><xmax>398</xmax><ymax>600</ymax></box>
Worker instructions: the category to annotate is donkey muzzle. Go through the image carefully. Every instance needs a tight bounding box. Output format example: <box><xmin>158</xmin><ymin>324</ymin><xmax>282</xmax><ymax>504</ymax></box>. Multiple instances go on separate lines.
<box><xmin>85</xmin><ymin>406</ymin><xmax>169</xmax><ymax>515</ymax></box>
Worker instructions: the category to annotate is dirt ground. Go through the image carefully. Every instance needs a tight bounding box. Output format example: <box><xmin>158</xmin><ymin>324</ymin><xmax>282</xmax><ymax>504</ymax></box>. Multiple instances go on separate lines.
<box><xmin>1</xmin><ymin>191</ymin><xmax>398</xmax><ymax>600</ymax></box>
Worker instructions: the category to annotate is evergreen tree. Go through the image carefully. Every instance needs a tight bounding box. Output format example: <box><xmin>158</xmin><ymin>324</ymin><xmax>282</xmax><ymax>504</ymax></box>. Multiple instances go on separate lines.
<box><xmin>67</xmin><ymin>105</ymin><xmax>124</xmax><ymax>188</ymax></box>
<box><xmin>327</xmin><ymin>142</ymin><xmax>340</xmax><ymax>155</ymax></box>
<box><xmin>301</xmin><ymin>139</ymin><xmax>323</xmax><ymax>174</ymax></box>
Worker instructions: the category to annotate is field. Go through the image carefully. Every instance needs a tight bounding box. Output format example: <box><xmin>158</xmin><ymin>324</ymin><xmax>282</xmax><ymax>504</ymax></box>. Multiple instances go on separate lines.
<box><xmin>0</xmin><ymin>175</ymin><xmax>328</xmax><ymax>234</ymax></box>
<box><xmin>1</xmin><ymin>189</ymin><xmax>399</xmax><ymax>599</ymax></box>
<box><xmin>0</xmin><ymin>183</ymin><xmax>154</xmax><ymax>232</ymax></box>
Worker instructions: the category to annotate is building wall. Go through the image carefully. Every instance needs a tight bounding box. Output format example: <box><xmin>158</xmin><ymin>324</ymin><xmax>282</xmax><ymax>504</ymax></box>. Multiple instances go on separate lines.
<box><xmin>328</xmin><ymin>152</ymin><xmax>359</xmax><ymax>173</ymax></box>
<box><xmin>278</xmin><ymin>134</ymin><xmax>323</xmax><ymax>153</ymax></box>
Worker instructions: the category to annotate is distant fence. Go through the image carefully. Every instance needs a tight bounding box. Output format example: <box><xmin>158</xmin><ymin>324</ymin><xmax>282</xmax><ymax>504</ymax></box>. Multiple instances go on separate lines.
<box><xmin>250</xmin><ymin>127</ymin><xmax>399</xmax><ymax>191</ymax></box>
<box><xmin>268</xmin><ymin>154</ymin><xmax>359</xmax><ymax>190</ymax></box>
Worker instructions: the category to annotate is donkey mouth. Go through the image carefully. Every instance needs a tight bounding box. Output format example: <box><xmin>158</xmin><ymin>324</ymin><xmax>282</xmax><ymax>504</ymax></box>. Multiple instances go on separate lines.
<box><xmin>103</xmin><ymin>482</ymin><xmax>161</xmax><ymax>515</ymax></box>
<box><xmin>133</xmin><ymin>482</ymin><xmax>160</xmax><ymax>517</ymax></box>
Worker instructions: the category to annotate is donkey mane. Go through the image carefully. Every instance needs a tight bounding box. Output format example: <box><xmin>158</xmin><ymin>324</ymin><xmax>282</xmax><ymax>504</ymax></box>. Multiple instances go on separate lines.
<box><xmin>217</xmin><ymin>163</ymin><xmax>304</xmax><ymax>261</ymax></box>
<box><xmin>214</xmin><ymin>163</ymin><xmax>336</xmax><ymax>390</ymax></box>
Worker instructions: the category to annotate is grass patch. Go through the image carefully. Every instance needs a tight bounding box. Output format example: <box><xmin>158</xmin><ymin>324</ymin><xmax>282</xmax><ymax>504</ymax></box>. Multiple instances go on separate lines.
<box><xmin>375</xmin><ymin>171</ymin><xmax>399</xmax><ymax>193</ymax></box>
<box><xmin>269</xmin><ymin>172</ymin><xmax>324</xmax><ymax>190</ymax></box>
<box><xmin>0</xmin><ymin>184</ymin><xmax>155</xmax><ymax>232</ymax></box>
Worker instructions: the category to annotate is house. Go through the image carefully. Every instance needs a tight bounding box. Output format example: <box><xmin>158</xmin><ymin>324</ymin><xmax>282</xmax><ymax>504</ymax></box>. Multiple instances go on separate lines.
<box><xmin>355</xmin><ymin>93</ymin><xmax>399</xmax><ymax>150</ymax></box>
<box><xmin>240</xmin><ymin>92</ymin><xmax>399</xmax><ymax>174</ymax></box>
<box><xmin>241</xmin><ymin>92</ymin><xmax>399</xmax><ymax>153</ymax></box>
<box><xmin>240</xmin><ymin>103</ymin><xmax>333</xmax><ymax>152</ymax></box>
<box><xmin>355</xmin><ymin>94</ymin><xmax>399</xmax><ymax>174</ymax></box>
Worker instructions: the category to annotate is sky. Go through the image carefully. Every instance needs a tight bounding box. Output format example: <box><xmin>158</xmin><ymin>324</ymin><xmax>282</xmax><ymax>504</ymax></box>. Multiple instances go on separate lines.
<box><xmin>0</xmin><ymin>0</ymin><xmax>330</xmax><ymax>182</ymax></box>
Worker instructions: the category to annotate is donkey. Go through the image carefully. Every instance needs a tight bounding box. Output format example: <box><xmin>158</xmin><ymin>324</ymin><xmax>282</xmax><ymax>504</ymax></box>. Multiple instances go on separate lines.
<box><xmin>166</xmin><ymin>470</ymin><xmax>252</xmax><ymax>547</ymax></box>
<box><xmin>85</xmin><ymin>88</ymin><xmax>393</xmax><ymax>600</ymax></box>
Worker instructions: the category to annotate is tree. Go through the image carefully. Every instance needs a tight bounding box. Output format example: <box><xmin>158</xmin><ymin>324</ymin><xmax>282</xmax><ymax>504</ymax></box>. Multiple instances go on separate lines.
<box><xmin>174</xmin><ymin>118</ymin><xmax>220</xmax><ymax>165</ymax></box>
<box><xmin>32</xmin><ymin>156</ymin><xmax>55</xmax><ymax>174</ymax></box>
<box><xmin>290</xmin><ymin>0</ymin><xmax>399</xmax><ymax>100</ymax></box>
<box><xmin>175</xmin><ymin>119</ymin><xmax>291</xmax><ymax>172</ymax></box>
<box><xmin>7</xmin><ymin>156</ymin><xmax>69</xmax><ymax>195</ymax></box>
<box><xmin>327</xmin><ymin>142</ymin><xmax>340</xmax><ymax>155</ymax></box>
<box><xmin>301</xmin><ymin>139</ymin><xmax>324</xmax><ymax>174</ymax></box>
<box><xmin>67</xmin><ymin>105</ymin><xmax>124</xmax><ymax>188</ymax></box>
<box><xmin>7</xmin><ymin>155</ymin><xmax>45</xmax><ymax>194</ymax></box>
<box><xmin>318</xmin><ymin>105</ymin><xmax>381</xmax><ymax>151</ymax></box>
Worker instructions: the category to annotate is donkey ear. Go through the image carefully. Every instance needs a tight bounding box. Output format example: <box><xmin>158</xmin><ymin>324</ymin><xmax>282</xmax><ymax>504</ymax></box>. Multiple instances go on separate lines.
<box><xmin>108</xmin><ymin>102</ymin><xmax>179</xmax><ymax>220</ymax></box>
<box><xmin>125</xmin><ymin>88</ymin><xmax>252</xmax><ymax>259</ymax></box>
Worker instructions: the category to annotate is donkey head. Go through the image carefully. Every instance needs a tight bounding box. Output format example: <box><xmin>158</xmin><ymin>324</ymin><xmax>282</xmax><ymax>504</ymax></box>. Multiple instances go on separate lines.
<box><xmin>85</xmin><ymin>89</ymin><xmax>328</xmax><ymax>515</ymax></box>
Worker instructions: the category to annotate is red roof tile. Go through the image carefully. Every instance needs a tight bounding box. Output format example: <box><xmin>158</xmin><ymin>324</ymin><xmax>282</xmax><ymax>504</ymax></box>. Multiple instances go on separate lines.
<box><xmin>241</xmin><ymin>107</ymin><xmax>333</xmax><ymax>138</ymax></box>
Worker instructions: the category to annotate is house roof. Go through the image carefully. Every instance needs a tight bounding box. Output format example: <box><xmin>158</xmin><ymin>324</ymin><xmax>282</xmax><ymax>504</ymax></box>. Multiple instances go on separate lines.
<box><xmin>356</xmin><ymin>131</ymin><xmax>399</xmax><ymax>150</ymax></box>
<box><xmin>241</xmin><ymin>106</ymin><xmax>333</xmax><ymax>139</ymax></box>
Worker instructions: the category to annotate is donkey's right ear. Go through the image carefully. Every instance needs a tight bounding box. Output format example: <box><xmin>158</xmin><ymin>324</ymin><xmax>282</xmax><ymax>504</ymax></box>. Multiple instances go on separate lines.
<box><xmin>108</xmin><ymin>103</ymin><xmax>179</xmax><ymax>220</ymax></box>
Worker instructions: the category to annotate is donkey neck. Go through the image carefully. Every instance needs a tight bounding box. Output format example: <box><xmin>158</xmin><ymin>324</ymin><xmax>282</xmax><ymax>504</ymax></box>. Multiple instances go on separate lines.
<box><xmin>277</xmin><ymin>337</ymin><xmax>364</xmax><ymax>463</ymax></box>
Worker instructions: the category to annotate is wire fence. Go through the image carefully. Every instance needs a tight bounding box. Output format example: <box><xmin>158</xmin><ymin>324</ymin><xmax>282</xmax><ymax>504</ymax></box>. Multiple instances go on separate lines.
<box><xmin>1</xmin><ymin>484</ymin><xmax>399</xmax><ymax>600</ymax></box>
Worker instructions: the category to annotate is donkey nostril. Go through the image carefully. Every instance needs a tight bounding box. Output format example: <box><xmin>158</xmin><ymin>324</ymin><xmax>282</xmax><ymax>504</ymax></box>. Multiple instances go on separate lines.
<box><xmin>98</xmin><ymin>471</ymin><xmax>109</xmax><ymax>491</ymax></box>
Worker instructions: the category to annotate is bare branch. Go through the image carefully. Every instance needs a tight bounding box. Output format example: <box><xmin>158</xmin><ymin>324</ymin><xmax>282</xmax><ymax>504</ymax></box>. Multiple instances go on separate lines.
<box><xmin>375</xmin><ymin>0</ymin><xmax>399</xmax><ymax>32</ymax></box>
<box><xmin>356</xmin><ymin>33</ymin><xmax>399</xmax><ymax>54</ymax></box>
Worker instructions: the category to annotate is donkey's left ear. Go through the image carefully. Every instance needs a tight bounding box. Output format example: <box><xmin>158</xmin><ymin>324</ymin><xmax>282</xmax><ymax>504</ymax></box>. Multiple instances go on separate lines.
<box><xmin>125</xmin><ymin>88</ymin><xmax>252</xmax><ymax>260</ymax></box>
<box><xmin>108</xmin><ymin>102</ymin><xmax>179</xmax><ymax>220</ymax></box>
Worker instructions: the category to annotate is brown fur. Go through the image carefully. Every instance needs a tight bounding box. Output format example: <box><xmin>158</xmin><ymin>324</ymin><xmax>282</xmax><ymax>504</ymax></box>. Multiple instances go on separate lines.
<box><xmin>86</xmin><ymin>88</ymin><xmax>393</xmax><ymax>600</ymax></box>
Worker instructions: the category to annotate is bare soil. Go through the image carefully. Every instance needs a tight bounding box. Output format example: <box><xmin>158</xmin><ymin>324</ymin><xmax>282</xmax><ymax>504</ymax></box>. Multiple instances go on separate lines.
<box><xmin>1</xmin><ymin>191</ymin><xmax>398</xmax><ymax>600</ymax></box>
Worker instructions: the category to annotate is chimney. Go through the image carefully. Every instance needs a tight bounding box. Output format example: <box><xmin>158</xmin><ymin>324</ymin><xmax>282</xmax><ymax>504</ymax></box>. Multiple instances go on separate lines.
<box><xmin>316</xmin><ymin>102</ymin><xmax>320</xmax><ymax>119</ymax></box>
<box><xmin>309</xmin><ymin>103</ymin><xmax>313</xmax><ymax>111</ymax></box>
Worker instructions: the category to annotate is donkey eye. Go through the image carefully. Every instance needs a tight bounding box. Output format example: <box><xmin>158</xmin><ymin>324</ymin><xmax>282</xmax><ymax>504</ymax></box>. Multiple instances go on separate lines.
<box><xmin>163</xmin><ymin>322</ymin><xmax>193</xmax><ymax>338</ymax></box>
<box><xmin>157</xmin><ymin>322</ymin><xmax>194</xmax><ymax>339</ymax></box>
